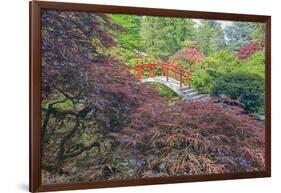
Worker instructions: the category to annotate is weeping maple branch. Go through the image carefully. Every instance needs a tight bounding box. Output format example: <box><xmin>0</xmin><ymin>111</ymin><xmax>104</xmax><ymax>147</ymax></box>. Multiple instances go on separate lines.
<box><xmin>41</xmin><ymin>98</ymin><xmax>100</xmax><ymax>172</ymax></box>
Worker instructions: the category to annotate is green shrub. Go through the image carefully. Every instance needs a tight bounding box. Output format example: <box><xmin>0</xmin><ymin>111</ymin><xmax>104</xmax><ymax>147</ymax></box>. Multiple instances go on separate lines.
<box><xmin>191</xmin><ymin>70</ymin><xmax>222</xmax><ymax>93</ymax></box>
<box><xmin>191</xmin><ymin>51</ymin><xmax>240</xmax><ymax>93</ymax></box>
<box><xmin>236</xmin><ymin>51</ymin><xmax>265</xmax><ymax>78</ymax></box>
<box><xmin>109</xmin><ymin>46</ymin><xmax>161</xmax><ymax>67</ymax></box>
<box><xmin>211</xmin><ymin>72</ymin><xmax>265</xmax><ymax>113</ymax></box>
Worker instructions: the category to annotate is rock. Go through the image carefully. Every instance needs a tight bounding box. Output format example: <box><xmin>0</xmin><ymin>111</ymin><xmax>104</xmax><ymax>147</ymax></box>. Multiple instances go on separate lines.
<box><xmin>256</xmin><ymin>114</ymin><xmax>265</xmax><ymax>121</ymax></box>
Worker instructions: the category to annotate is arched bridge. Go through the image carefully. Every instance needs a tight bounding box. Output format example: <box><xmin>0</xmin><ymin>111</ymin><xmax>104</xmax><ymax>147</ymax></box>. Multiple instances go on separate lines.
<box><xmin>130</xmin><ymin>62</ymin><xmax>210</xmax><ymax>101</ymax></box>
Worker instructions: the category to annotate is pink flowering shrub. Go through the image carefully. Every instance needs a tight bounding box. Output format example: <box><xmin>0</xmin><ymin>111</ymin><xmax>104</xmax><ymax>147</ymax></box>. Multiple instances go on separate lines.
<box><xmin>237</xmin><ymin>41</ymin><xmax>262</xmax><ymax>60</ymax></box>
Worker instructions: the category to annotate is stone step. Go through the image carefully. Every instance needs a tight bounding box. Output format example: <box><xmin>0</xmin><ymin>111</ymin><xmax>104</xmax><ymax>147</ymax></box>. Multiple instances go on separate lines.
<box><xmin>197</xmin><ymin>96</ymin><xmax>210</xmax><ymax>102</ymax></box>
<box><xmin>184</xmin><ymin>94</ymin><xmax>203</xmax><ymax>101</ymax></box>
<box><xmin>182</xmin><ymin>89</ymin><xmax>196</xmax><ymax>94</ymax></box>
<box><xmin>199</xmin><ymin>98</ymin><xmax>210</xmax><ymax>103</ymax></box>
<box><xmin>191</xmin><ymin>95</ymin><xmax>203</xmax><ymax>100</ymax></box>
<box><xmin>185</xmin><ymin>94</ymin><xmax>198</xmax><ymax>99</ymax></box>
<box><xmin>184</xmin><ymin>91</ymin><xmax>198</xmax><ymax>98</ymax></box>
<box><xmin>180</xmin><ymin>86</ymin><xmax>191</xmax><ymax>91</ymax></box>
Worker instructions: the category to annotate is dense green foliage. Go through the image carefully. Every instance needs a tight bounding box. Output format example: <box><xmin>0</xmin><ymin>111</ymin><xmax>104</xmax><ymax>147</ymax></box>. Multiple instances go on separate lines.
<box><xmin>237</xmin><ymin>51</ymin><xmax>265</xmax><ymax>78</ymax></box>
<box><xmin>140</xmin><ymin>17</ymin><xmax>196</xmax><ymax>59</ymax></box>
<box><xmin>211</xmin><ymin>73</ymin><xmax>264</xmax><ymax>113</ymax></box>
<box><xmin>109</xmin><ymin>14</ymin><xmax>143</xmax><ymax>51</ymax></box>
<box><xmin>191</xmin><ymin>50</ymin><xmax>265</xmax><ymax>114</ymax></box>
<box><xmin>251</xmin><ymin>23</ymin><xmax>265</xmax><ymax>46</ymax></box>
<box><xmin>197</xmin><ymin>20</ymin><xmax>226</xmax><ymax>55</ymax></box>
<box><xmin>108</xmin><ymin>14</ymin><xmax>145</xmax><ymax>65</ymax></box>
<box><xmin>191</xmin><ymin>51</ymin><xmax>240</xmax><ymax>93</ymax></box>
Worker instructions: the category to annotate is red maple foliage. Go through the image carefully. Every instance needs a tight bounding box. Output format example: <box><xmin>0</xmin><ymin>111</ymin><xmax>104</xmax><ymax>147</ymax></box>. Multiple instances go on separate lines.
<box><xmin>41</xmin><ymin>10</ymin><xmax>122</xmax><ymax>98</ymax></box>
<box><xmin>237</xmin><ymin>41</ymin><xmax>262</xmax><ymax>60</ymax></box>
<box><xmin>118</xmin><ymin>100</ymin><xmax>265</xmax><ymax>176</ymax></box>
<box><xmin>172</xmin><ymin>48</ymin><xmax>204</xmax><ymax>65</ymax></box>
<box><xmin>41</xmin><ymin>10</ymin><xmax>155</xmax><ymax>134</ymax></box>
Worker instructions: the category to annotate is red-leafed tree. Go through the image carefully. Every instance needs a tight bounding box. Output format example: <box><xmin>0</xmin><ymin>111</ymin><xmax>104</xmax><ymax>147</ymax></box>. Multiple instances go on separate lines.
<box><xmin>170</xmin><ymin>47</ymin><xmax>204</xmax><ymax>70</ymax></box>
<box><xmin>117</xmin><ymin>99</ymin><xmax>265</xmax><ymax>177</ymax></box>
<box><xmin>41</xmin><ymin>10</ymin><xmax>120</xmax><ymax>97</ymax></box>
<box><xmin>237</xmin><ymin>41</ymin><xmax>262</xmax><ymax>60</ymax></box>
<box><xmin>41</xmin><ymin>10</ymin><xmax>158</xmax><ymax>174</ymax></box>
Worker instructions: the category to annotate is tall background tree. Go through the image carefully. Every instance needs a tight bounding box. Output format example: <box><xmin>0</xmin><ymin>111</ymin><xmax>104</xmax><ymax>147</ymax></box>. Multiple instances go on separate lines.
<box><xmin>196</xmin><ymin>20</ymin><xmax>226</xmax><ymax>55</ymax></box>
<box><xmin>140</xmin><ymin>17</ymin><xmax>196</xmax><ymax>59</ymax></box>
<box><xmin>109</xmin><ymin>14</ymin><xmax>143</xmax><ymax>51</ymax></box>
<box><xmin>224</xmin><ymin>22</ymin><xmax>255</xmax><ymax>51</ymax></box>
<box><xmin>251</xmin><ymin>23</ymin><xmax>265</xmax><ymax>46</ymax></box>
<box><xmin>107</xmin><ymin>14</ymin><xmax>145</xmax><ymax>65</ymax></box>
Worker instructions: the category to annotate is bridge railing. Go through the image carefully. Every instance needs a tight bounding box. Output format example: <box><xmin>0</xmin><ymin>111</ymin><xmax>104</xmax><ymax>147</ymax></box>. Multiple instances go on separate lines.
<box><xmin>130</xmin><ymin>62</ymin><xmax>192</xmax><ymax>89</ymax></box>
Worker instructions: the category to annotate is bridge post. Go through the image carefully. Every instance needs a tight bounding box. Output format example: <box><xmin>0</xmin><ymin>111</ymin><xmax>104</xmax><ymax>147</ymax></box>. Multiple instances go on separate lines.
<box><xmin>180</xmin><ymin>74</ymin><xmax>182</xmax><ymax>89</ymax></box>
<box><xmin>166</xmin><ymin>68</ymin><xmax>169</xmax><ymax>81</ymax></box>
<box><xmin>152</xmin><ymin>66</ymin><xmax>155</xmax><ymax>77</ymax></box>
<box><xmin>136</xmin><ymin>67</ymin><xmax>142</xmax><ymax>79</ymax></box>
<box><xmin>186</xmin><ymin>75</ymin><xmax>190</xmax><ymax>86</ymax></box>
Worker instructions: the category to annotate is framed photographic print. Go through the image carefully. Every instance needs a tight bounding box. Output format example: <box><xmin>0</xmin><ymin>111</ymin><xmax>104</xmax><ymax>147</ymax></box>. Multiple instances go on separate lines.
<box><xmin>30</xmin><ymin>1</ymin><xmax>271</xmax><ymax>192</ymax></box>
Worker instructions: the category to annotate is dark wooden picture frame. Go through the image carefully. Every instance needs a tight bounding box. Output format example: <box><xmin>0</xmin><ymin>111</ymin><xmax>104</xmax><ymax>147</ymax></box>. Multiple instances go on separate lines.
<box><xmin>30</xmin><ymin>1</ymin><xmax>271</xmax><ymax>192</ymax></box>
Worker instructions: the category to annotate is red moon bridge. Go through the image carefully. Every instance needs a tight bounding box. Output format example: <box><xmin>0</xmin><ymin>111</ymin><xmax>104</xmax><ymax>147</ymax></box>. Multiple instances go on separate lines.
<box><xmin>130</xmin><ymin>62</ymin><xmax>192</xmax><ymax>89</ymax></box>
<box><xmin>130</xmin><ymin>62</ymin><xmax>210</xmax><ymax>101</ymax></box>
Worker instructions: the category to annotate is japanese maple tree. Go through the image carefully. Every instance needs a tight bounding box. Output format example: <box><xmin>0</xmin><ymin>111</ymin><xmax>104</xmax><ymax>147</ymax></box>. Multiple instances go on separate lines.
<box><xmin>237</xmin><ymin>41</ymin><xmax>262</xmax><ymax>60</ymax></box>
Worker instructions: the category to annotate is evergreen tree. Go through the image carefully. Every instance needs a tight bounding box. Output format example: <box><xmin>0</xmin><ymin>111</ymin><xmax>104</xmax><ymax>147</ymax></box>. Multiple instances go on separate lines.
<box><xmin>196</xmin><ymin>20</ymin><xmax>226</xmax><ymax>55</ymax></box>
<box><xmin>140</xmin><ymin>17</ymin><xmax>196</xmax><ymax>59</ymax></box>
<box><xmin>109</xmin><ymin>14</ymin><xmax>143</xmax><ymax>51</ymax></box>
<box><xmin>108</xmin><ymin>14</ymin><xmax>145</xmax><ymax>65</ymax></box>
<box><xmin>224</xmin><ymin>22</ymin><xmax>255</xmax><ymax>51</ymax></box>
<box><xmin>251</xmin><ymin>23</ymin><xmax>265</xmax><ymax>46</ymax></box>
